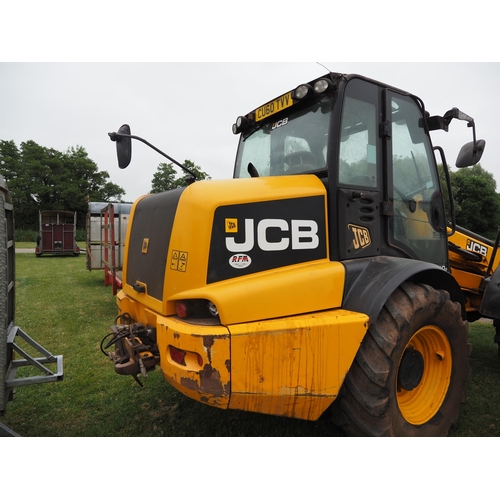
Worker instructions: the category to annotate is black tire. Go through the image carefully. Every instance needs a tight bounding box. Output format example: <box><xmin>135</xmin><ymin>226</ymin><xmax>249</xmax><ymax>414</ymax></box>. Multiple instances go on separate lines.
<box><xmin>493</xmin><ymin>319</ymin><xmax>500</xmax><ymax>356</ymax></box>
<box><xmin>332</xmin><ymin>282</ymin><xmax>470</xmax><ymax>436</ymax></box>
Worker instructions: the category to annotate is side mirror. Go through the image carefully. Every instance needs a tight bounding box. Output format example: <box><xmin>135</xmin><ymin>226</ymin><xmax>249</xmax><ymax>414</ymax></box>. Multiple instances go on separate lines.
<box><xmin>109</xmin><ymin>124</ymin><xmax>132</xmax><ymax>169</ymax></box>
<box><xmin>456</xmin><ymin>139</ymin><xmax>486</xmax><ymax>168</ymax></box>
<box><xmin>107</xmin><ymin>125</ymin><xmax>199</xmax><ymax>182</ymax></box>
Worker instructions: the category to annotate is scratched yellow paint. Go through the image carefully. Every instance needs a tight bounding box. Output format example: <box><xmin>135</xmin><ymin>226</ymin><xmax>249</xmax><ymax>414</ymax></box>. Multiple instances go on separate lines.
<box><xmin>229</xmin><ymin>309</ymin><xmax>369</xmax><ymax>420</ymax></box>
<box><xmin>157</xmin><ymin>315</ymin><xmax>231</xmax><ymax>408</ymax></box>
<box><xmin>117</xmin><ymin>285</ymin><xmax>368</xmax><ymax>419</ymax></box>
<box><xmin>116</xmin><ymin>290</ymin><xmax>231</xmax><ymax>408</ymax></box>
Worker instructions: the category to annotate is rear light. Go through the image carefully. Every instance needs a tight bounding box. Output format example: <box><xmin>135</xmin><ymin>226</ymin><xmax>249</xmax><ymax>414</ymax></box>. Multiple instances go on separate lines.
<box><xmin>169</xmin><ymin>345</ymin><xmax>203</xmax><ymax>368</ymax></box>
<box><xmin>175</xmin><ymin>301</ymin><xmax>192</xmax><ymax>319</ymax></box>
<box><xmin>169</xmin><ymin>345</ymin><xmax>186</xmax><ymax>365</ymax></box>
<box><xmin>175</xmin><ymin>299</ymin><xmax>219</xmax><ymax>320</ymax></box>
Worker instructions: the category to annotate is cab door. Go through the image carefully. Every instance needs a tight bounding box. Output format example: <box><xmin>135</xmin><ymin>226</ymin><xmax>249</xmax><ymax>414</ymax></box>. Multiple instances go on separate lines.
<box><xmin>336</xmin><ymin>77</ymin><xmax>381</xmax><ymax>260</ymax></box>
<box><xmin>386</xmin><ymin>91</ymin><xmax>448</xmax><ymax>269</ymax></box>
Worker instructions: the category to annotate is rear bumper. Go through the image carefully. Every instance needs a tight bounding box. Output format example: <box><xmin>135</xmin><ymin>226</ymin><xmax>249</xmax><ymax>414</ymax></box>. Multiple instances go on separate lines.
<box><xmin>158</xmin><ymin>309</ymin><xmax>369</xmax><ymax>421</ymax></box>
<box><xmin>157</xmin><ymin>316</ymin><xmax>231</xmax><ymax>408</ymax></box>
<box><xmin>114</xmin><ymin>295</ymin><xmax>369</xmax><ymax>421</ymax></box>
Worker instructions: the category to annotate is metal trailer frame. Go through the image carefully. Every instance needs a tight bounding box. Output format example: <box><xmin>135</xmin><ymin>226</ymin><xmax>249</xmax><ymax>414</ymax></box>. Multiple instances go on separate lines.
<box><xmin>35</xmin><ymin>210</ymin><xmax>80</xmax><ymax>257</ymax></box>
<box><xmin>0</xmin><ymin>321</ymin><xmax>63</xmax><ymax>436</ymax></box>
<box><xmin>0</xmin><ymin>176</ymin><xmax>64</xmax><ymax>436</ymax></box>
<box><xmin>86</xmin><ymin>202</ymin><xmax>132</xmax><ymax>294</ymax></box>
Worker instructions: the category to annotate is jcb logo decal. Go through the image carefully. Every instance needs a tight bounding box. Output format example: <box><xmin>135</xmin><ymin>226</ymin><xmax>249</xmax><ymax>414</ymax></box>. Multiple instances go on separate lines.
<box><xmin>209</xmin><ymin>196</ymin><xmax>326</xmax><ymax>284</ymax></box>
<box><xmin>466</xmin><ymin>239</ymin><xmax>488</xmax><ymax>257</ymax></box>
<box><xmin>225</xmin><ymin>218</ymin><xmax>319</xmax><ymax>252</ymax></box>
<box><xmin>272</xmin><ymin>118</ymin><xmax>288</xmax><ymax>130</ymax></box>
<box><xmin>225</xmin><ymin>218</ymin><xmax>238</xmax><ymax>233</ymax></box>
<box><xmin>349</xmin><ymin>224</ymin><xmax>371</xmax><ymax>250</ymax></box>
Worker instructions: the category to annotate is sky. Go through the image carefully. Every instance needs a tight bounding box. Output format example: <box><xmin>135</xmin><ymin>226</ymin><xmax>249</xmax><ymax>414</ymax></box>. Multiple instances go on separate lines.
<box><xmin>1</xmin><ymin>62</ymin><xmax>499</xmax><ymax>203</ymax></box>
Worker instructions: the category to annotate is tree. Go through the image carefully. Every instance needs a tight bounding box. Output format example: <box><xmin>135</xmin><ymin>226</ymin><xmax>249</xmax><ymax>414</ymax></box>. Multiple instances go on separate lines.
<box><xmin>0</xmin><ymin>140</ymin><xmax>125</xmax><ymax>230</ymax></box>
<box><xmin>450</xmin><ymin>163</ymin><xmax>500</xmax><ymax>240</ymax></box>
<box><xmin>150</xmin><ymin>159</ymin><xmax>210</xmax><ymax>193</ymax></box>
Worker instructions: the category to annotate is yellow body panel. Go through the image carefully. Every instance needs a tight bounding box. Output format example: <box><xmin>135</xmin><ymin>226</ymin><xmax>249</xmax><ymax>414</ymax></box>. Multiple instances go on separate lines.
<box><xmin>448</xmin><ymin>228</ymin><xmax>500</xmax><ymax>315</ymax></box>
<box><xmin>448</xmin><ymin>229</ymin><xmax>498</xmax><ymax>278</ymax></box>
<box><xmin>169</xmin><ymin>260</ymin><xmax>346</xmax><ymax>326</ymax></box>
<box><xmin>115</xmin><ymin>176</ymin><xmax>367</xmax><ymax>419</ymax></box>
<box><xmin>117</xmin><ymin>292</ymin><xmax>368</xmax><ymax>419</ymax></box>
<box><xmin>449</xmin><ymin>267</ymin><xmax>483</xmax><ymax>313</ymax></box>
<box><xmin>229</xmin><ymin>309</ymin><xmax>369</xmax><ymax>420</ymax></box>
<box><xmin>157</xmin><ymin>317</ymin><xmax>231</xmax><ymax>408</ymax></box>
<box><xmin>122</xmin><ymin>176</ymin><xmax>331</xmax><ymax>322</ymax></box>
<box><xmin>162</xmin><ymin>176</ymin><xmax>337</xmax><ymax>325</ymax></box>
<box><xmin>117</xmin><ymin>292</ymin><xmax>231</xmax><ymax>407</ymax></box>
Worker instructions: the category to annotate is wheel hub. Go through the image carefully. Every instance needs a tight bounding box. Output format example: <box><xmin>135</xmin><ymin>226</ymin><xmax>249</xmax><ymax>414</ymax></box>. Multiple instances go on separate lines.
<box><xmin>398</xmin><ymin>346</ymin><xmax>424</xmax><ymax>391</ymax></box>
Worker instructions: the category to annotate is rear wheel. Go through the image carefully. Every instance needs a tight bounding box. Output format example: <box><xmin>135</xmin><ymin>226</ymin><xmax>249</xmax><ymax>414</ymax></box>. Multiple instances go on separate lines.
<box><xmin>493</xmin><ymin>319</ymin><xmax>500</xmax><ymax>356</ymax></box>
<box><xmin>332</xmin><ymin>282</ymin><xmax>470</xmax><ymax>436</ymax></box>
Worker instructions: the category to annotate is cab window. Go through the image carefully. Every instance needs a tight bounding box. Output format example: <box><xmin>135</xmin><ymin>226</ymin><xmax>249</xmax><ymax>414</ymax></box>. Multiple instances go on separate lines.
<box><xmin>338</xmin><ymin>80</ymin><xmax>378</xmax><ymax>188</ymax></box>
<box><xmin>234</xmin><ymin>97</ymin><xmax>333</xmax><ymax>178</ymax></box>
<box><xmin>389</xmin><ymin>93</ymin><xmax>447</xmax><ymax>267</ymax></box>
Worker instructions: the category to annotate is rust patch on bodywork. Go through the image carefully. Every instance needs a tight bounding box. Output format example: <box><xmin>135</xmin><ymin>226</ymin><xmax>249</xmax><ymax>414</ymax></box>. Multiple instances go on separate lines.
<box><xmin>193</xmin><ymin>333</ymin><xmax>229</xmax><ymax>365</ymax></box>
<box><xmin>180</xmin><ymin>364</ymin><xmax>230</xmax><ymax>398</ymax></box>
<box><xmin>160</xmin><ymin>323</ymin><xmax>231</xmax><ymax>409</ymax></box>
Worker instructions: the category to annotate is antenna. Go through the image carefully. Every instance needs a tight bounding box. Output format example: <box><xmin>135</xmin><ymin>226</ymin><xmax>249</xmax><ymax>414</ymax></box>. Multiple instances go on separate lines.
<box><xmin>316</xmin><ymin>62</ymin><xmax>331</xmax><ymax>73</ymax></box>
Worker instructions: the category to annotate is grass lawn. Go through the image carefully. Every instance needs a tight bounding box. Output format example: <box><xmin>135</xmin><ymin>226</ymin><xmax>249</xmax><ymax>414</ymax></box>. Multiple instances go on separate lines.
<box><xmin>14</xmin><ymin>242</ymin><xmax>35</xmax><ymax>249</ymax></box>
<box><xmin>15</xmin><ymin>241</ymin><xmax>86</xmax><ymax>249</ymax></box>
<box><xmin>2</xmin><ymin>252</ymin><xmax>500</xmax><ymax>436</ymax></box>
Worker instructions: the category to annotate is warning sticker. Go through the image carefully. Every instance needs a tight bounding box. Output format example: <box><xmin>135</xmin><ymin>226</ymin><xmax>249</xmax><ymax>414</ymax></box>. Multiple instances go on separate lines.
<box><xmin>171</xmin><ymin>250</ymin><xmax>188</xmax><ymax>272</ymax></box>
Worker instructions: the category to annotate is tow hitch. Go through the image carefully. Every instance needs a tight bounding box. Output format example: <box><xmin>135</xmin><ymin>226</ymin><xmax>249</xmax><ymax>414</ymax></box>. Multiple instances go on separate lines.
<box><xmin>101</xmin><ymin>314</ymin><xmax>159</xmax><ymax>386</ymax></box>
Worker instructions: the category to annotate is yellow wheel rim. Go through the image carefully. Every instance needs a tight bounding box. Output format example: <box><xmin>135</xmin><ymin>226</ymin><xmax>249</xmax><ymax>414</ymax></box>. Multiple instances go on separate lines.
<box><xmin>397</xmin><ymin>325</ymin><xmax>452</xmax><ymax>425</ymax></box>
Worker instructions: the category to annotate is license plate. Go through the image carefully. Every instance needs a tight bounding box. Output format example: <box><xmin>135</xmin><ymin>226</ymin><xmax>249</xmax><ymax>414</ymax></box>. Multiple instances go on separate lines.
<box><xmin>254</xmin><ymin>92</ymin><xmax>293</xmax><ymax>122</ymax></box>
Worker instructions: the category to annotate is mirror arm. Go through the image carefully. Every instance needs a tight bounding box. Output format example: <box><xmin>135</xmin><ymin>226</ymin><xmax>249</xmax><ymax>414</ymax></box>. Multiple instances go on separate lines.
<box><xmin>470</xmin><ymin>121</ymin><xmax>478</xmax><ymax>151</ymax></box>
<box><xmin>108</xmin><ymin>131</ymin><xmax>198</xmax><ymax>182</ymax></box>
<box><xmin>441</xmin><ymin>107</ymin><xmax>482</xmax><ymax>152</ymax></box>
<box><xmin>434</xmin><ymin>146</ymin><xmax>456</xmax><ymax>237</ymax></box>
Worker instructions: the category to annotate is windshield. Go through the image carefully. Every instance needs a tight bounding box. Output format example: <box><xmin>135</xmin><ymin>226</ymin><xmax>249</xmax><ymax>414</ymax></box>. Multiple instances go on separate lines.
<box><xmin>234</xmin><ymin>96</ymin><xmax>334</xmax><ymax>178</ymax></box>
